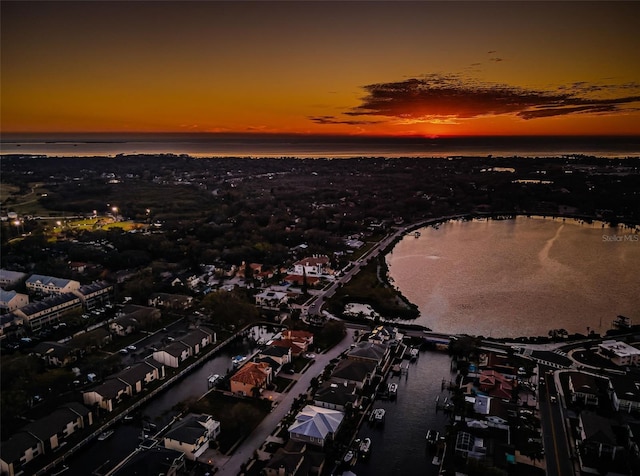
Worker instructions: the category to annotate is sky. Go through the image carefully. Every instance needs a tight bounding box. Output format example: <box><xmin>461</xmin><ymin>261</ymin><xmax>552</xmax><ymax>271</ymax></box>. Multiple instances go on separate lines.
<box><xmin>2</xmin><ymin>0</ymin><xmax>640</xmax><ymax>137</ymax></box>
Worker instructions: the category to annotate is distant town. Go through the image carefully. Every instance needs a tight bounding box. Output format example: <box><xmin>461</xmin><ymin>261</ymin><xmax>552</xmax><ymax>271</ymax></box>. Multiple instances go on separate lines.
<box><xmin>1</xmin><ymin>154</ymin><xmax>639</xmax><ymax>476</ymax></box>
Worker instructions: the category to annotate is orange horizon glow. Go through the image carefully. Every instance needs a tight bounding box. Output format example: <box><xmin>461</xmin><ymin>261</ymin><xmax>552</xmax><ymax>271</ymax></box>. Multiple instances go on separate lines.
<box><xmin>2</xmin><ymin>1</ymin><xmax>639</xmax><ymax>137</ymax></box>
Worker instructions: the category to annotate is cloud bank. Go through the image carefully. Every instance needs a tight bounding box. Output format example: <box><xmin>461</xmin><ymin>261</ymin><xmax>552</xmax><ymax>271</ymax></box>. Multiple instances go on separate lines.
<box><xmin>317</xmin><ymin>74</ymin><xmax>640</xmax><ymax>125</ymax></box>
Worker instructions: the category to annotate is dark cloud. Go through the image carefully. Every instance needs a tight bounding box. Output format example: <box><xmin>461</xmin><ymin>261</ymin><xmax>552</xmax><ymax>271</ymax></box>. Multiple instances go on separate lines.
<box><xmin>342</xmin><ymin>74</ymin><xmax>640</xmax><ymax>122</ymax></box>
<box><xmin>308</xmin><ymin>115</ymin><xmax>384</xmax><ymax>125</ymax></box>
<box><xmin>489</xmin><ymin>57</ymin><xmax>504</xmax><ymax>62</ymax></box>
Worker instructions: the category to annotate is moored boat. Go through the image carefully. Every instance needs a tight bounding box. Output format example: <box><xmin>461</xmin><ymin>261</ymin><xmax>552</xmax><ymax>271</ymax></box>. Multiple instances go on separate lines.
<box><xmin>359</xmin><ymin>437</ymin><xmax>371</xmax><ymax>456</ymax></box>
<box><xmin>388</xmin><ymin>382</ymin><xmax>398</xmax><ymax>399</ymax></box>
<box><xmin>369</xmin><ymin>408</ymin><xmax>386</xmax><ymax>425</ymax></box>
<box><xmin>97</xmin><ymin>430</ymin><xmax>114</xmax><ymax>441</ymax></box>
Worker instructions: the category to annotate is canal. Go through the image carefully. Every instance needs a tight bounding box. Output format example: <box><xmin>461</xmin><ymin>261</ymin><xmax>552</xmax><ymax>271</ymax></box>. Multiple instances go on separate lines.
<box><xmin>63</xmin><ymin>325</ymin><xmax>277</xmax><ymax>476</ymax></box>
<box><xmin>352</xmin><ymin>349</ymin><xmax>456</xmax><ymax>476</ymax></box>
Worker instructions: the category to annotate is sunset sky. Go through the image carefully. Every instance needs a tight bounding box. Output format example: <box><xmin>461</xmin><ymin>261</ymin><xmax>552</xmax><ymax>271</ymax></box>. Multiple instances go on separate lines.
<box><xmin>2</xmin><ymin>1</ymin><xmax>640</xmax><ymax>137</ymax></box>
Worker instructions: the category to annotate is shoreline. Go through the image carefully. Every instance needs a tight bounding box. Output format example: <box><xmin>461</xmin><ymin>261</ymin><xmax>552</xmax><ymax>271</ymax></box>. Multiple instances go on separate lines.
<box><xmin>355</xmin><ymin>212</ymin><xmax>639</xmax><ymax>338</ymax></box>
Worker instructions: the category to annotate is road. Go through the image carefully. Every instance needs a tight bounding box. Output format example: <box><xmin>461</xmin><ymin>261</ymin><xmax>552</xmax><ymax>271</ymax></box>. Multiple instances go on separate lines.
<box><xmin>538</xmin><ymin>368</ymin><xmax>575</xmax><ymax>476</ymax></box>
<box><xmin>214</xmin><ymin>328</ymin><xmax>356</xmax><ymax>476</ymax></box>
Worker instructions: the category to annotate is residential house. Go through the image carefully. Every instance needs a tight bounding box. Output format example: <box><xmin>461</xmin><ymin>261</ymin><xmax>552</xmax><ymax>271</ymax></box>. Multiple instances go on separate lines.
<box><xmin>120</xmin><ymin>304</ymin><xmax>161</xmax><ymax>324</ymax></box>
<box><xmin>153</xmin><ymin>342</ymin><xmax>191</xmax><ymax>368</ymax></box>
<box><xmin>110</xmin><ymin>447</ymin><xmax>185</xmax><ymax>476</ymax></box>
<box><xmin>577</xmin><ymin>411</ymin><xmax>626</xmax><ymax>468</ymax></box>
<box><xmin>74</xmin><ymin>281</ymin><xmax>113</xmax><ymax>310</ymax></box>
<box><xmin>347</xmin><ymin>341</ymin><xmax>389</xmax><ymax>367</ymax></box>
<box><xmin>368</xmin><ymin>325</ymin><xmax>401</xmax><ymax>345</ymax></box>
<box><xmin>0</xmin><ymin>290</ymin><xmax>28</xmax><ymax>315</ymax></box>
<box><xmin>23</xmin><ymin>403</ymin><xmax>92</xmax><ymax>453</ymax></box>
<box><xmin>284</xmin><ymin>274</ymin><xmax>320</xmax><ymax>287</ymax></box>
<box><xmin>608</xmin><ymin>375</ymin><xmax>640</xmax><ymax>414</ymax></box>
<box><xmin>109</xmin><ymin>315</ymin><xmax>139</xmax><ymax>337</ymax></box>
<box><xmin>288</xmin><ymin>405</ymin><xmax>344</xmax><ymax>447</ymax></box>
<box><xmin>148</xmin><ymin>292</ymin><xmax>193</xmax><ymax>310</ymax></box>
<box><xmin>163</xmin><ymin>413</ymin><xmax>220</xmax><ymax>461</ymax></box>
<box><xmin>598</xmin><ymin>340</ymin><xmax>640</xmax><ymax>367</ymax></box>
<box><xmin>25</xmin><ymin>274</ymin><xmax>80</xmax><ymax>296</ymax></box>
<box><xmin>31</xmin><ymin>341</ymin><xmax>79</xmax><ymax>367</ymax></box>
<box><xmin>568</xmin><ymin>372</ymin><xmax>607</xmax><ymax>407</ymax></box>
<box><xmin>0</xmin><ymin>403</ymin><xmax>92</xmax><ymax>475</ymax></box>
<box><xmin>455</xmin><ymin>431</ymin><xmax>488</xmax><ymax>461</ymax></box>
<box><xmin>83</xmin><ymin>377</ymin><xmax>131</xmax><ymax>412</ymax></box>
<box><xmin>270</xmin><ymin>339</ymin><xmax>305</xmax><ymax>357</ymax></box>
<box><xmin>255</xmin><ymin>290</ymin><xmax>289</xmax><ymax>309</ymax></box>
<box><xmin>263</xmin><ymin>440</ymin><xmax>325</xmax><ymax>476</ymax></box>
<box><xmin>0</xmin><ymin>313</ymin><xmax>22</xmax><ymax>339</ymax></box>
<box><xmin>12</xmin><ymin>293</ymin><xmax>82</xmax><ymax>331</ymax></box>
<box><xmin>330</xmin><ymin>359</ymin><xmax>376</xmax><ymax>390</ymax></box>
<box><xmin>115</xmin><ymin>360</ymin><xmax>165</xmax><ymax>394</ymax></box>
<box><xmin>281</xmin><ymin>329</ymin><xmax>314</xmax><ymax>348</ymax></box>
<box><xmin>0</xmin><ymin>431</ymin><xmax>43</xmax><ymax>476</ymax></box>
<box><xmin>178</xmin><ymin>327</ymin><xmax>214</xmax><ymax>356</ymax></box>
<box><xmin>70</xmin><ymin>327</ymin><xmax>112</xmax><ymax>352</ymax></box>
<box><xmin>292</xmin><ymin>256</ymin><xmax>332</xmax><ymax>277</ymax></box>
<box><xmin>0</xmin><ymin>269</ymin><xmax>27</xmax><ymax>289</ymax></box>
<box><xmin>314</xmin><ymin>381</ymin><xmax>360</xmax><ymax>411</ymax></box>
<box><xmin>477</xmin><ymin>370</ymin><xmax>515</xmax><ymax>401</ymax></box>
<box><xmin>257</xmin><ymin>346</ymin><xmax>292</xmax><ymax>366</ymax></box>
<box><xmin>230</xmin><ymin>362</ymin><xmax>272</xmax><ymax>396</ymax></box>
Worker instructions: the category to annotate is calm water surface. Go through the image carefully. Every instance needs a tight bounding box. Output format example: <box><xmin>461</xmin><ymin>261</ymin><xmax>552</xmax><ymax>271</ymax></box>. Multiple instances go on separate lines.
<box><xmin>386</xmin><ymin>217</ymin><xmax>640</xmax><ymax>338</ymax></box>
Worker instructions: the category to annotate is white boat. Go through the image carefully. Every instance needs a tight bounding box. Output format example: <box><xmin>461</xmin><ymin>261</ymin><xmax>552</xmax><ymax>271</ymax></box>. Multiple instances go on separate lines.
<box><xmin>208</xmin><ymin>373</ymin><xmax>221</xmax><ymax>387</ymax></box>
<box><xmin>97</xmin><ymin>430</ymin><xmax>114</xmax><ymax>441</ymax></box>
<box><xmin>232</xmin><ymin>355</ymin><xmax>246</xmax><ymax>367</ymax></box>
<box><xmin>359</xmin><ymin>437</ymin><xmax>371</xmax><ymax>455</ymax></box>
<box><xmin>370</xmin><ymin>408</ymin><xmax>385</xmax><ymax>425</ymax></box>
<box><xmin>388</xmin><ymin>382</ymin><xmax>398</xmax><ymax>399</ymax></box>
<box><xmin>343</xmin><ymin>450</ymin><xmax>355</xmax><ymax>465</ymax></box>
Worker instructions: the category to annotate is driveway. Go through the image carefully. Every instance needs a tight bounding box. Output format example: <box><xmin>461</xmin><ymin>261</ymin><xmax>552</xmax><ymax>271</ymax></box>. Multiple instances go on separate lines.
<box><xmin>214</xmin><ymin>328</ymin><xmax>356</xmax><ymax>476</ymax></box>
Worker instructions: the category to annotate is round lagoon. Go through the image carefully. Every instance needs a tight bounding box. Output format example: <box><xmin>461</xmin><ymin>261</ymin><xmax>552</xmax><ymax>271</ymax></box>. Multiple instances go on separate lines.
<box><xmin>386</xmin><ymin>216</ymin><xmax>640</xmax><ymax>338</ymax></box>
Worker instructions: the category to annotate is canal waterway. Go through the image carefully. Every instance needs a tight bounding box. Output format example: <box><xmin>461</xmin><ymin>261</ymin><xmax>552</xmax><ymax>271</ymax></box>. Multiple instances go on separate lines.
<box><xmin>386</xmin><ymin>216</ymin><xmax>640</xmax><ymax>338</ymax></box>
<box><xmin>63</xmin><ymin>325</ymin><xmax>277</xmax><ymax>476</ymax></box>
<box><xmin>352</xmin><ymin>349</ymin><xmax>456</xmax><ymax>476</ymax></box>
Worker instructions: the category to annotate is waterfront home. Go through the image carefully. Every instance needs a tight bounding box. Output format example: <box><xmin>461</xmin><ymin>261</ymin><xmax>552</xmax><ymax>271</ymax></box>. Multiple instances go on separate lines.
<box><xmin>230</xmin><ymin>362</ymin><xmax>272</xmax><ymax>396</ymax></box>
<box><xmin>568</xmin><ymin>371</ymin><xmax>608</xmax><ymax>408</ymax></box>
<box><xmin>0</xmin><ymin>403</ymin><xmax>93</xmax><ymax>475</ymax></box>
<box><xmin>25</xmin><ymin>274</ymin><xmax>80</xmax><ymax>296</ymax></box>
<box><xmin>367</xmin><ymin>325</ymin><xmax>402</xmax><ymax>345</ymax></box>
<box><xmin>288</xmin><ymin>405</ymin><xmax>344</xmax><ymax>448</ymax></box>
<box><xmin>314</xmin><ymin>381</ymin><xmax>361</xmax><ymax>411</ymax></box>
<box><xmin>263</xmin><ymin>440</ymin><xmax>326</xmax><ymax>476</ymax></box>
<box><xmin>115</xmin><ymin>360</ymin><xmax>165</xmax><ymax>394</ymax></box>
<box><xmin>153</xmin><ymin>341</ymin><xmax>191</xmax><ymax>368</ymax></box>
<box><xmin>110</xmin><ymin>447</ymin><xmax>185</xmax><ymax>476</ymax></box>
<box><xmin>282</xmin><ymin>329</ymin><xmax>314</xmax><ymax>347</ymax></box>
<box><xmin>270</xmin><ymin>338</ymin><xmax>305</xmax><ymax>357</ymax></box>
<box><xmin>329</xmin><ymin>359</ymin><xmax>376</xmax><ymax>390</ymax></box>
<box><xmin>608</xmin><ymin>375</ymin><xmax>640</xmax><ymax>414</ymax></box>
<box><xmin>83</xmin><ymin>377</ymin><xmax>131</xmax><ymax>412</ymax></box>
<box><xmin>477</xmin><ymin>370</ymin><xmax>515</xmax><ymax>401</ymax></box>
<box><xmin>163</xmin><ymin>413</ymin><xmax>220</xmax><ymax>461</ymax></box>
<box><xmin>0</xmin><ymin>289</ymin><xmax>29</xmax><ymax>314</ymax></box>
<box><xmin>257</xmin><ymin>345</ymin><xmax>292</xmax><ymax>366</ymax></box>
<box><xmin>598</xmin><ymin>340</ymin><xmax>640</xmax><ymax>367</ymax></box>
<box><xmin>346</xmin><ymin>341</ymin><xmax>389</xmax><ymax>367</ymax></box>
<box><xmin>178</xmin><ymin>327</ymin><xmax>215</xmax><ymax>355</ymax></box>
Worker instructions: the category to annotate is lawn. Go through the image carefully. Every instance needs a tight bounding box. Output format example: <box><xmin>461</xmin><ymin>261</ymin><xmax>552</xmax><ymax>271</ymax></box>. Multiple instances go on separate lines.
<box><xmin>188</xmin><ymin>391</ymin><xmax>272</xmax><ymax>453</ymax></box>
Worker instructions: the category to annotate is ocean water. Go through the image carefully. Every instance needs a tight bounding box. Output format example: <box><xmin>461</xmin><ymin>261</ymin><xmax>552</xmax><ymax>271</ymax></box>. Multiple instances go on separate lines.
<box><xmin>386</xmin><ymin>216</ymin><xmax>640</xmax><ymax>338</ymax></box>
<box><xmin>2</xmin><ymin>133</ymin><xmax>639</xmax><ymax>158</ymax></box>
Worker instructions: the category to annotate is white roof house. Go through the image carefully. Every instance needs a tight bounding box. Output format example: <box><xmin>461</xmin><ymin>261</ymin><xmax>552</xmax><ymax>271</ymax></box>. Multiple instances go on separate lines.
<box><xmin>288</xmin><ymin>405</ymin><xmax>344</xmax><ymax>447</ymax></box>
